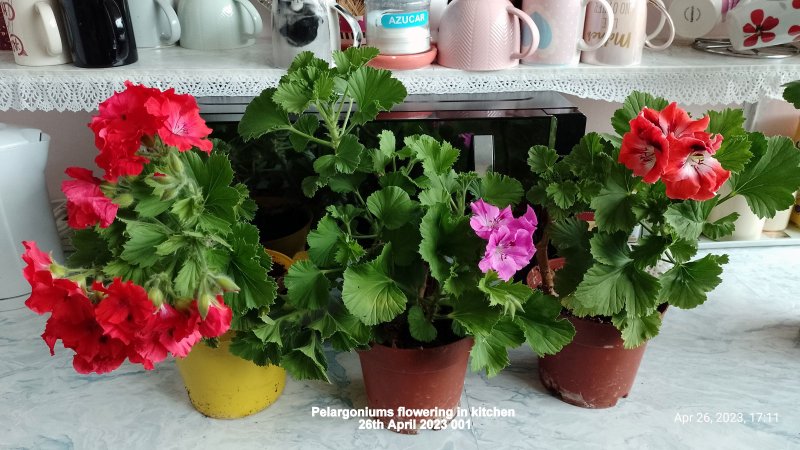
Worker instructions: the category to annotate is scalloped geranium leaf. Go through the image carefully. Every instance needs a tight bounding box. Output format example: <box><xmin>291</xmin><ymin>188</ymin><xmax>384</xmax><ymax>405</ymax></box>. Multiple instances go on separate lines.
<box><xmin>611</xmin><ymin>91</ymin><xmax>669</xmax><ymax>137</ymax></box>
<box><xmin>469</xmin><ymin>172</ymin><xmax>524</xmax><ymax>209</ymax></box>
<box><xmin>528</xmin><ymin>145</ymin><xmax>559</xmax><ymax>174</ymax></box>
<box><xmin>346</xmin><ymin>66</ymin><xmax>407</xmax><ymax>125</ymax></box>
<box><xmin>706</xmin><ymin>108</ymin><xmax>746</xmax><ymax>137</ymax></box>
<box><xmin>448</xmin><ymin>290</ymin><xmax>502</xmax><ymax>336</ymax></box>
<box><xmin>612</xmin><ymin>311</ymin><xmax>662</xmax><ymax>349</ymax></box>
<box><xmin>572</xmin><ymin>264</ymin><xmax>660</xmax><ymax>317</ymax></box>
<box><xmin>285</xmin><ymin>260</ymin><xmax>331</xmax><ymax>310</ymax></box>
<box><xmin>659</xmin><ymin>253</ymin><xmax>729</xmax><ymax>309</ymax></box>
<box><xmin>238</xmin><ymin>88</ymin><xmax>291</xmax><ymax>141</ymax></box>
<box><xmin>729</xmin><ymin>136</ymin><xmax>800</xmax><ymax>218</ymax></box>
<box><xmin>703</xmin><ymin>212</ymin><xmax>739</xmax><ymax>241</ymax></box>
<box><xmin>590</xmin><ymin>166</ymin><xmax>644</xmax><ymax>233</ymax></box>
<box><xmin>514</xmin><ymin>292</ymin><xmax>575</xmax><ymax>356</ymax></box>
<box><xmin>469</xmin><ymin>318</ymin><xmax>525</xmax><ymax>378</ymax></box>
<box><xmin>341</xmin><ymin>247</ymin><xmax>407</xmax><ymax>326</ymax></box>
<box><xmin>281</xmin><ymin>331</ymin><xmax>330</xmax><ymax>382</ymax></box>
<box><xmin>420</xmin><ymin>205</ymin><xmax>482</xmax><ymax>283</ymax></box>
<box><xmin>366</xmin><ymin>186</ymin><xmax>419</xmax><ymax>230</ymax></box>
<box><xmin>408</xmin><ymin>305</ymin><xmax>437</xmax><ymax>342</ymax></box>
<box><xmin>477</xmin><ymin>272</ymin><xmax>532</xmax><ymax>319</ymax></box>
<box><xmin>335</xmin><ymin>134</ymin><xmax>363</xmax><ymax>174</ymax></box>
<box><xmin>406</xmin><ymin>135</ymin><xmax>460</xmax><ymax>176</ymax></box>
<box><xmin>714</xmin><ymin>134</ymin><xmax>752</xmax><ymax>173</ymax></box>
<box><xmin>307</xmin><ymin>215</ymin><xmax>345</xmax><ymax>268</ymax></box>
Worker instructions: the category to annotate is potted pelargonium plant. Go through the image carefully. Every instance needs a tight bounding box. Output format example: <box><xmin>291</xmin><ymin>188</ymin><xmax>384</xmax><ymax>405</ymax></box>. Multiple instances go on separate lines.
<box><xmin>527</xmin><ymin>92</ymin><xmax>800</xmax><ymax>408</ymax></box>
<box><xmin>238</xmin><ymin>48</ymin><xmax>575</xmax><ymax>433</ymax></box>
<box><xmin>21</xmin><ymin>82</ymin><xmax>282</xmax><ymax>419</ymax></box>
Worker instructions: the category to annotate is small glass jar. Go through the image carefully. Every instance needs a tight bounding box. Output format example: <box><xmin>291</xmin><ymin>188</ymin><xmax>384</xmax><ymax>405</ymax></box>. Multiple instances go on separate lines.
<box><xmin>365</xmin><ymin>0</ymin><xmax>431</xmax><ymax>55</ymax></box>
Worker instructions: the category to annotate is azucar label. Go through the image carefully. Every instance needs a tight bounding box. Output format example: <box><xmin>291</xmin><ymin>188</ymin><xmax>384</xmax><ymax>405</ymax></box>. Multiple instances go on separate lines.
<box><xmin>380</xmin><ymin>11</ymin><xmax>428</xmax><ymax>29</ymax></box>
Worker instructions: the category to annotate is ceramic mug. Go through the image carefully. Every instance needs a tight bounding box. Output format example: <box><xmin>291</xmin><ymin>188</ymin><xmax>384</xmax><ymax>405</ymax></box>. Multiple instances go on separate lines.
<box><xmin>271</xmin><ymin>0</ymin><xmax>363</xmax><ymax>68</ymax></box>
<box><xmin>1</xmin><ymin>0</ymin><xmax>71</xmax><ymax>65</ymax></box>
<box><xmin>437</xmin><ymin>0</ymin><xmax>540</xmax><ymax>71</ymax></box>
<box><xmin>178</xmin><ymin>0</ymin><xmax>263</xmax><ymax>51</ymax></box>
<box><xmin>667</xmin><ymin>0</ymin><xmax>740</xmax><ymax>39</ymax></box>
<box><xmin>58</xmin><ymin>0</ymin><xmax>138</xmax><ymax>67</ymax></box>
<box><xmin>581</xmin><ymin>0</ymin><xmax>675</xmax><ymax>66</ymax></box>
<box><xmin>725</xmin><ymin>0</ymin><xmax>800</xmax><ymax>51</ymax></box>
<box><xmin>1</xmin><ymin>7</ymin><xmax>12</xmax><ymax>50</ymax></box>
<box><xmin>521</xmin><ymin>0</ymin><xmax>614</xmax><ymax>65</ymax></box>
<box><xmin>128</xmin><ymin>0</ymin><xmax>181</xmax><ymax>48</ymax></box>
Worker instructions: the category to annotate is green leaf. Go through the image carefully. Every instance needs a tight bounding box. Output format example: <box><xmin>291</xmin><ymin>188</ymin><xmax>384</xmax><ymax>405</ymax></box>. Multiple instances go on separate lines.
<box><xmin>67</xmin><ymin>229</ymin><xmax>111</xmax><ymax>268</ymax></box>
<box><xmin>664</xmin><ymin>200</ymin><xmax>714</xmax><ymax>242</ymax></box>
<box><xmin>289</xmin><ymin>114</ymin><xmax>320</xmax><ymax>152</ymax></box>
<box><xmin>238</xmin><ymin>88</ymin><xmax>291</xmax><ymax>141</ymax></box>
<box><xmin>469</xmin><ymin>318</ymin><xmax>525</xmax><ymax>378</ymax></box>
<box><xmin>273</xmin><ymin>82</ymin><xmax>314</xmax><ymax>114</ymax></box>
<box><xmin>408</xmin><ymin>305</ymin><xmax>437</xmax><ymax>342</ymax></box>
<box><xmin>669</xmin><ymin>239</ymin><xmax>697</xmax><ymax>264</ymax></box>
<box><xmin>367</xmin><ymin>186</ymin><xmax>419</xmax><ymax>230</ymax></box>
<box><xmin>729</xmin><ymin>136</ymin><xmax>800</xmax><ymax>218</ymax></box>
<box><xmin>590</xmin><ymin>232</ymin><xmax>632</xmax><ymax>267</ymax></box>
<box><xmin>546</xmin><ymin>181</ymin><xmax>579</xmax><ymax>210</ymax></box>
<box><xmin>174</xmin><ymin>258</ymin><xmax>204</xmax><ymax>298</ymax></box>
<box><xmin>328</xmin><ymin>173</ymin><xmax>367</xmax><ymax>194</ymax></box>
<box><xmin>473</xmin><ymin>172</ymin><xmax>524</xmax><ymax>208</ymax></box>
<box><xmin>590</xmin><ymin>166</ymin><xmax>643</xmax><ymax>233</ymax></box>
<box><xmin>253</xmin><ymin>322</ymin><xmax>283</xmax><ymax>346</ymax></box>
<box><xmin>630</xmin><ymin>234</ymin><xmax>670</xmax><ymax>270</ymax></box>
<box><xmin>405</xmin><ymin>135</ymin><xmax>460</xmax><ymax>176</ymax></box>
<box><xmin>549</xmin><ymin>218</ymin><xmax>593</xmax><ymax>297</ymax></box>
<box><xmin>228</xmin><ymin>332</ymin><xmax>280</xmax><ymax>366</ymax></box>
<box><xmin>307</xmin><ymin>313</ymin><xmax>338</xmax><ymax>340</ymax></box>
<box><xmin>155</xmin><ymin>235</ymin><xmax>187</xmax><ymax>256</ymax></box>
<box><xmin>285</xmin><ymin>260</ymin><xmax>331</xmax><ymax>310</ymax></box>
<box><xmin>783</xmin><ymin>80</ymin><xmax>800</xmax><ymax>108</ymax></box>
<box><xmin>611</xmin><ymin>92</ymin><xmax>669</xmax><ymax>137</ymax></box>
<box><xmin>307</xmin><ymin>215</ymin><xmax>345</xmax><ymax>268</ymax></box>
<box><xmin>563</xmin><ymin>133</ymin><xmax>615</xmax><ymax>179</ymax></box>
<box><xmin>379</xmin><ymin>172</ymin><xmax>417</xmax><ymax>196</ymax></box>
<box><xmin>381</xmin><ymin>222</ymin><xmax>422</xmax><ymax>266</ymax></box>
<box><xmin>612</xmin><ymin>311</ymin><xmax>662</xmax><ymax>349</ymax></box>
<box><xmin>448</xmin><ymin>290</ymin><xmax>502</xmax><ymax>336</ymax></box>
<box><xmin>703</xmin><ymin>212</ymin><xmax>739</xmax><ymax>240</ymax></box>
<box><xmin>335</xmin><ymin>134</ymin><xmax>363</xmax><ymax>174</ymax></box>
<box><xmin>332</xmin><ymin>46</ymin><xmax>380</xmax><ymax>75</ymax></box>
<box><xmin>121</xmin><ymin>223</ymin><xmax>167</xmax><ymax>268</ymax></box>
<box><xmin>527</xmin><ymin>145</ymin><xmax>559</xmax><ymax>174</ymax></box>
<box><xmin>707</xmin><ymin>108</ymin><xmax>746</xmax><ymax>136</ymax></box>
<box><xmin>301</xmin><ymin>176</ymin><xmax>322</xmax><ymax>197</ymax></box>
<box><xmin>659</xmin><ymin>254</ymin><xmax>728</xmax><ymax>309</ymax></box>
<box><xmin>346</xmin><ymin>66</ymin><xmax>407</xmax><ymax>125</ymax></box>
<box><xmin>571</xmin><ymin>264</ymin><xmax>660</xmax><ymax>317</ymax></box>
<box><xmin>335</xmin><ymin>236</ymin><xmax>366</xmax><ymax>266</ymax></box>
<box><xmin>341</xmin><ymin>247</ymin><xmax>407</xmax><ymax>326</ymax></box>
<box><xmin>419</xmin><ymin>205</ymin><xmax>482</xmax><ymax>284</ymax></box>
<box><xmin>327</xmin><ymin>204</ymin><xmax>364</xmax><ymax>226</ymax></box>
<box><xmin>281</xmin><ymin>331</ymin><xmax>330</xmax><ymax>382</ymax></box>
<box><xmin>224</xmin><ymin>224</ymin><xmax>277</xmax><ymax>313</ymax></box>
<box><xmin>477</xmin><ymin>272</ymin><xmax>532</xmax><ymax>319</ymax></box>
<box><xmin>373</xmin><ymin>130</ymin><xmax>396</xmax><ymax>173</ymax></box>
<box><xmin>514</xmin><ymin>292</ymin><xmax>575</xmax><ymax>356</ymax></box>
<box><xmin>714</xmin><ymin>134</ymin><xmax>752</xmax><ymax>173</ymax></box>
<box><xmin>134</xmin><ymin>195</ymin><xmax>171</xmax><ymax>218</ymax></box>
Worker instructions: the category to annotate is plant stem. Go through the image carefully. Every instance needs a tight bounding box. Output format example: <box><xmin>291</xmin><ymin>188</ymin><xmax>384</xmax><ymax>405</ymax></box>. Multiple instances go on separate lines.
<box><xmin>352</xmin><ymin>234</ymin><xmax>378</xmax><ymax>239</ymax></box>
<box><xmin>285</xmin><ymin>126</ymin><xmax>334</xmax><ymax>149</ymax></box>
<box><xmin>535</xmin><ymin>211</ymin><xmax>555</xmax><ymax>296</ymax></box>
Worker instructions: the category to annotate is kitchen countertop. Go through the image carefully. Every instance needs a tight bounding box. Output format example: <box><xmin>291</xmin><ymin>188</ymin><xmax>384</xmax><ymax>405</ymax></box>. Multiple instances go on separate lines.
<box><xmin>1</xmin><ymin>246</ymin><xmax>798</xmax><ymax>449</ymax></box>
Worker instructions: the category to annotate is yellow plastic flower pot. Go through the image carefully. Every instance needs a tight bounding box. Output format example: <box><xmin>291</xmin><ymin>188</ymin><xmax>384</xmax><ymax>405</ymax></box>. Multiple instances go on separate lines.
<box><xmin>175</xmin><ymin>335</ymin><xmax>286</xmax><ymax>419</ymax></box>
<box><xmin>175</xmin><ymin>249</ymin><xmax>294</xmax><ymax>419</ymax></box>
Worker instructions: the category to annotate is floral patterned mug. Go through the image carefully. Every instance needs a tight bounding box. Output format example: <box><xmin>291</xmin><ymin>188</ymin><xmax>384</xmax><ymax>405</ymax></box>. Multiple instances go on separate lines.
<box><xmin>725</xmin><ymin>0</ymin><xmax>800</xmax><ymax>51</ymax></box>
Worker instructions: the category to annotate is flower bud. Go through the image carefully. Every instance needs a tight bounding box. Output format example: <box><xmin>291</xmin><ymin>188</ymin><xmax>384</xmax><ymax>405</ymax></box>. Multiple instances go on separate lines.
<box><xmin>49</xmin><ymin>262</ymin><xmax>67</xmax><ymax>278</ymax></box>
<box><xmin>214</xmin><ymin>275</ymin><xmax>240</xmax><ymax>293</ymax></box>
<box><xmin>148</xmin><ymin>287</ymin><xmax>166</xmax><ymax>307</ymax></box>
<box><xmin>114</xmin><ymin>193</ymin><xmax>134</xmax><ymax>208</ymax></box>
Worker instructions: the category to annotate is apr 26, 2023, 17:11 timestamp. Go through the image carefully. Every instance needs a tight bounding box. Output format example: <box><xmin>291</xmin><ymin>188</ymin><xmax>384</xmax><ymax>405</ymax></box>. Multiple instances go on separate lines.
<box><xmin>674</xmin><ymin>412</ymin><xmax>780</xmax><ymax>424</ymax></box>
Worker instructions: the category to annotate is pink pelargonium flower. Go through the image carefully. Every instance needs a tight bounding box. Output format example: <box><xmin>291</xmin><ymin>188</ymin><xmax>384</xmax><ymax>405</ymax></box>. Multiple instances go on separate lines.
<box><xmin>470</xmin><ymin>199</ymin><xmax>513</xmax><ymax>239</ymax></box>
<box><xmin>479</xmin><ymin>225</ymin><xmax>536</xmax><ymax>281</ymax></box>
<box><xmin>61</xmin><ymin>167</ymin><xmax>119</xmax><ymax>229</ymax></box>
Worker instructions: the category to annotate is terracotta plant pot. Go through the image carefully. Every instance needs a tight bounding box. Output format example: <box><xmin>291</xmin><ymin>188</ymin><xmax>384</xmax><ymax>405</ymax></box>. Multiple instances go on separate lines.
<box><xmin>537</xmin><ymin>316</ymin><xmax>650</xmax><ymax>409</ymax></box>
<box><xmin>357</xmin><ymin>337</ymin><xmax>473</xmax><ymax>434</ymax></box>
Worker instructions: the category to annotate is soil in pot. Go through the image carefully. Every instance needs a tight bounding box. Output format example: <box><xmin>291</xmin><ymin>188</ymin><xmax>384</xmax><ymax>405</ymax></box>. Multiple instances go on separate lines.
<box><xmin>357</xmin><ymin>335</ymin><xmax>473</xmax><ymax>435</ymax></box>
<box><xmin>529</xmin><ymin>257</ymin><xmax>663</xmax><ymax>409</ymax></box>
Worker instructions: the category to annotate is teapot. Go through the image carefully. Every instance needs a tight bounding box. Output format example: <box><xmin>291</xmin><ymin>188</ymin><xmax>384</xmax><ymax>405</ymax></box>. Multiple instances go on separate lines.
<box><xmin>271</xmin><ymin>0</ymin><xmax>363</xmax><ymax>68</ymax></box>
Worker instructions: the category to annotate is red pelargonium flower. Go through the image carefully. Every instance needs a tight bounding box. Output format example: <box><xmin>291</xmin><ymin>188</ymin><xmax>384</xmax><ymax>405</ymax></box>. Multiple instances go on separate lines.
<box><xmin>93</xmin><ymin>279</ymin><xmax>157</xmax><ymax>346</ymax></box>
<box><xmin>144</xmin><ymin>89</ymin><xmax>213</xmax><ymax>153</ymax></box>
<box><xmin>153</xmin><ymin>304</ymin><xmax>203</xmax><ymax>359</ymax></box>
<box><xmin>652</xmin><ymin>102</ymin><xmax>710</xmax><ymax>140</ymax></box>
<box><xmin>742</xmin><ymin>10</ymin><xmax>779</xmax><ymax>47</ymax></box>
<box><xmin>61</xmin><ymin>167</ymin><xmax>119</xmax><ymax>229</ymax></box>
<box><xmin>662</xmin><ymin>134</ymin><xmax>729</xmax><ymax>201</ymax></box>
<box><xmin>90</xmin><ymin>82</ymin><xmax>163</xmax><ymax>181</ymax></box>
<box><xmin>197</xmin><ymin>297</ymin><xmax>233</xmax><ymax>338</ymax></box>
<box><xmin>21</xmin><ymin>241</ymin><xmax>53</xmax><ymax>286</ymax></box>
<box><xmin>619</xmin><ymin>110</ymin><xmax>671</xmax><ymax>183</ymax></box>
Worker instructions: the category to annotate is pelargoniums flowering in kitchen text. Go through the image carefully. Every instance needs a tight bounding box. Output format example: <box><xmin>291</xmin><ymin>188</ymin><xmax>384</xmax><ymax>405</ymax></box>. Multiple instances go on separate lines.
<box><xmin>22</xmin><ymin>83</ymin><xmax>277</xmax><ymax>374</ymax></box>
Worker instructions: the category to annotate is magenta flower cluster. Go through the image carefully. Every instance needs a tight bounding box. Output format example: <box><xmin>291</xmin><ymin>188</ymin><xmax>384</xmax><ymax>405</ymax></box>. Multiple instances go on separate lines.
<box><xmin>470</xmin><ymin>199</ymin><xmax>538</xmax><ymax>281</ymax></box>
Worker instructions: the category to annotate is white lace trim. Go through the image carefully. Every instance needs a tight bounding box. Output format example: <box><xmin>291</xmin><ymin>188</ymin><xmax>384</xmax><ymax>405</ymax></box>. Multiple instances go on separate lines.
<box><xmin>2</xmin><ymin>44</ymin><xmax>800</xmax><ymax>112</ymax></box>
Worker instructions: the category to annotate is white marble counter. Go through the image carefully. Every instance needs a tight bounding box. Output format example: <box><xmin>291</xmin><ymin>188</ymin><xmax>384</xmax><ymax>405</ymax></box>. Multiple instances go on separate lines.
<box><xmin>1</xmin><ymin>247</ymin><xmax>798</xmax><ymax>449</ymax></box>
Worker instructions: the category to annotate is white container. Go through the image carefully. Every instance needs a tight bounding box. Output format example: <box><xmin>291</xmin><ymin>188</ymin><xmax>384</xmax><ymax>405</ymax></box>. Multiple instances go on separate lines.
<box><xmin>707</xmin><ymin>183</ymin><xmax>765</xmax><ymax>241</ymax></box>
<box><xmin>763</xmin><ymin>191</ymin><xmax>797</xmax><ymax>232</ymax></box>
<box><xmin>0</xmin><ymin>124</ymin><xmax>64</xmax><ymax>299</ymax></box>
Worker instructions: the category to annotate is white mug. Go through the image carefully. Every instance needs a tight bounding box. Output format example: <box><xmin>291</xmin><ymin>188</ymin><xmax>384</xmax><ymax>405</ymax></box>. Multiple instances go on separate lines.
<box><xmin>521</xmin><ymin>0</ymin><xmax>614</xmax><ymax>65</ymax></box>
<box><xmin>178</xmin><ymin>0</ymin><xmax>263</xmax><ymax>51</ymax></box>
<box><xmin>726</xmin><ymin>0</ymin><xmax>800</xmax><ymax>51</ymax></box>
<box><xmin>0</xmin><ymin>0</ymin><xmax>70</xmax><ymax>66</ymax></box>
<box><xmin>581</xmin><ymin>0</ymin><xmax>675</xmax><ymax>66</ymax></box>
<box><xmin>129</xmin><ymin>0</ymin><xmax>181</xmax><ymax>48</ymax></box>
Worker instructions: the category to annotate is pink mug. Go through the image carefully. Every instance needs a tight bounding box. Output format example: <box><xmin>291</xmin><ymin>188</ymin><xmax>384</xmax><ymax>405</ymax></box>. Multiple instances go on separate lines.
<box><xmin>581</xmin><ymin>0</ymin><xmax>675</xmax><ymax>66</ymax></box>
<box><xmin>521</xmin><ymin>0</ymin><xmax>615</xmax><ymax>65</ymax></box>
<box><xmin>437</xmin><ymin>0</ymin><xmax>540</xmax><ymax>71</ymax></box>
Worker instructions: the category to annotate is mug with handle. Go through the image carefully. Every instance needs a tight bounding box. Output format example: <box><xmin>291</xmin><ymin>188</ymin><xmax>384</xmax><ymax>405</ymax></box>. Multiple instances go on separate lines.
<box><xmin>437</xmin><ymin>0</ymin><xmax>540</xmax><ymax>71</ymax></box>
<box><xmin>58</xmin><ymin>0</ymin><xmax>138</xmax><ymax>67</ymax></box>
<box><xmin>581</xmin><ymin>0</ymin><xmax>675</xmax><ymax>66</ymax></box>
<box><xmin>521</xmin><ymin>0</ymin><xmax>614</xmax><ymax>65</ymax></box>
<box><xmin>1</xmin><ymin>0</ymin><xmax>71</xmax><ymax>66</ymax></box>
<box><xmin>271</xmin><ymin>0</ymin><xmax>363</xmax><ymax>69</ymax></box>
<box><xmin>725</xmin><ymin>0</ymin><xmax>800</xmax><ymax>51</ymax></box>
<box><xmin>128</xmin><ymin>0</ymin><xmax>181</xmax><ymax>48</ymax></box>
<box><xmin>178</xmin><ymin>0</ymin><xmax>263</xmax><ymax>51</ymax></box>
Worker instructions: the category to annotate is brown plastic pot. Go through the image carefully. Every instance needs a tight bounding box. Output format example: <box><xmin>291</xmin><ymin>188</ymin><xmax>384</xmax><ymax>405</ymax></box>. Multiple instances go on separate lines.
<box><xmin>537</xmin><ymin>316</ymin><xmax>650</xmax><ymax>409</ymax></box>
<box><xmin>357</xmin><ymin>337</ymin><xmax>473</xmax><ymax>434</ymax></box>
